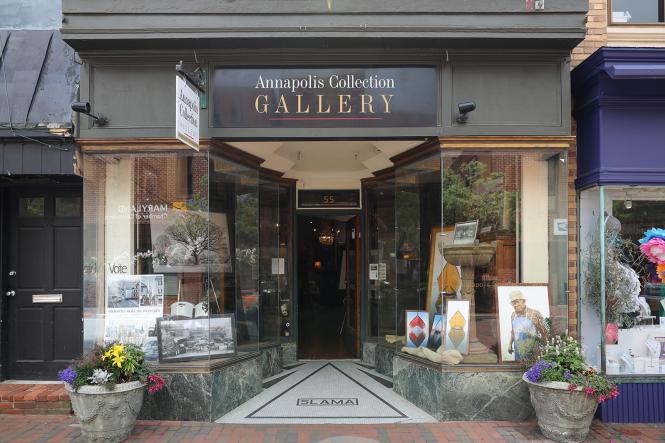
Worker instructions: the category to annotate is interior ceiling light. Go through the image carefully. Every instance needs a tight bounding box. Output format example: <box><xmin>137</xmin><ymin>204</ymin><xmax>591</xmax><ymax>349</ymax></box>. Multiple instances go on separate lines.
<box><xmin>318</xmin><ymin>231</ymin><xmax>335</xmax><ymax>246</ymax></box>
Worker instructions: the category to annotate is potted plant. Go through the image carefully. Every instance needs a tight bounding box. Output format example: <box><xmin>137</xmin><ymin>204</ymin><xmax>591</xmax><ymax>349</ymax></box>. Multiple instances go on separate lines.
<box><xmin>523</xmin><ymin>335</ymin><xmax>618</xmax><ymax>443</ymax></box>
<box><xmin>58</xmin><ymin>343</ymin><xmax>165</xmax><ymax>442</ymax></box>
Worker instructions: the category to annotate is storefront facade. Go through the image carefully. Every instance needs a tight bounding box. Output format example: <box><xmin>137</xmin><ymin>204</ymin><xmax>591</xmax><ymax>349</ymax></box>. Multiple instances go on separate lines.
<box><xmin>62</xmin><ymin>0</ymin><xmax>587</xmax><ymax>422</ymax></box>
<box><xmin>573</xmin><ymin>47</ymin><xmax>665</xmax><ymax>423</ymax></box>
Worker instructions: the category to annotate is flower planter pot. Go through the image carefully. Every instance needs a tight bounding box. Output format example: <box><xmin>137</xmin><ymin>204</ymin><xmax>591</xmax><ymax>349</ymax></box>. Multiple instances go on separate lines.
<box><xmin>64</xmin><ymin>381</ymin><xmax>145</xmax><ymax>442</ymax></box>
<box><xmin>523</xmin><ymin>375</ymin><xmax>598</xmax><ymax>443</ymax></box>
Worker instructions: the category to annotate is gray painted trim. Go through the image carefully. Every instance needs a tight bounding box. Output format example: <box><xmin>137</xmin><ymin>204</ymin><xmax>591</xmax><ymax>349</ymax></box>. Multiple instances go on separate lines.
<box><xmin>63</xmin><ymin>0</ymin><xmax>588</xmax><ymax>14</ymax></box>
<box><xmin>0</xmin><ymin>139</ymin><xmax>76</xmax><ymax>175</ymax></box>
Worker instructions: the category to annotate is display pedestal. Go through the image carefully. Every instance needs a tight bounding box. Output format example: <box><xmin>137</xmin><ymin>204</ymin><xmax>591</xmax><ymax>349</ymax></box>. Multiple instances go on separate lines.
<box><xmin>442</xmin><ymin>243</ymin><xmax>496</xmax><ymax>356</ymax></box>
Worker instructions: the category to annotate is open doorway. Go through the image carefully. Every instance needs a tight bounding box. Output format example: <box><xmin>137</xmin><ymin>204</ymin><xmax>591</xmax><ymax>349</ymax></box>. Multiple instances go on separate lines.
<box><xmin>297</xmin><ymin>214</ymin><xmax>360</xmax><ymax>359</ymax></box>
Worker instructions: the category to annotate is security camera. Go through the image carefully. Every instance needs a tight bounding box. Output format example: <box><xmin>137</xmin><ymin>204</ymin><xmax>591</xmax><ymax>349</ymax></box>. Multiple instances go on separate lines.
<box><xmin>71</xmin><ymin>101</ymin><xmax>108</xmax><ymax>126</ymax></box>
<box><xmin>456</xmin><ymin>101</ymin><xmax>476</xmax><ymax>124</ymax></box>
<box><xmin>71</xmin><ymin>102</ymin><xmax>91</xmax><ymax>114</ymax></box>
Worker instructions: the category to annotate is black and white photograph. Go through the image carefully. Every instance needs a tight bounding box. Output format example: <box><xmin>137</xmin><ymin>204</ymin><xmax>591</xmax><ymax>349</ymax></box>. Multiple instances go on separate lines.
<box><xmin>452</xmin><ymin>220</ymin><xmax>479</xmax><ymax>245</ymax></box>
<box><xmin>106</xmin><ymin>274</ymin><xmax>141</xmax><ymax>309</ymax></box>
<box><xmin>139</xmin><ymin>274</ymin><xmax>164</xmax><ymax>307</ymax></box>
<box><xmin>157</xmin><ymin>314</ymin><xmax>236</xmax><ymax>363</ymax></box>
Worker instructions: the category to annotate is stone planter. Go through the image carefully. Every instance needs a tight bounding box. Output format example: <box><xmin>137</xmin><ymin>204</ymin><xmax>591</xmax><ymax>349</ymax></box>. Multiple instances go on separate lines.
<box><xmin>65</xmin><ymin>381</ymin><xmax>145</xmax><ymax>442</ymax></box>
<box><xmin>523</xmin><ymin>375</ymin><xmax>598</xmax><ymax>443</ymax></box>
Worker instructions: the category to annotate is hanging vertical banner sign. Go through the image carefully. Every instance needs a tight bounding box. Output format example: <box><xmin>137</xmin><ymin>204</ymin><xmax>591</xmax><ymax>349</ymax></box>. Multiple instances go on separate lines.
<box><xmin>176</xmin><ymin>75</ymin><xmax>200</xmax><ymax>151</ymax></box>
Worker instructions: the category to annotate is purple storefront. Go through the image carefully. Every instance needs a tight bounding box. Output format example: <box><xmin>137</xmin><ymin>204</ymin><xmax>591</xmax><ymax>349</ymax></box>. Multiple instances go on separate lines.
<box><xmin>573</xmin><ymin>47</ymin><xmax>665</xmax><ymax>423</ymax></box>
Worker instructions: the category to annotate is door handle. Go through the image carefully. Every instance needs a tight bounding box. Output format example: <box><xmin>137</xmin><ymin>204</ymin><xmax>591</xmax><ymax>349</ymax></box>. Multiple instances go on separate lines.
<box><xmin>5</xmin><ymin>290</ymin><xmax>15</xmax><ymax>297</ymax></box>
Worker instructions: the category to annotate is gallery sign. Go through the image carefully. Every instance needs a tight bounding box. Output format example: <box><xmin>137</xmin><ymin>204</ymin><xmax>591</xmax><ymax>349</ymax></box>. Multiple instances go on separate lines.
<box><xmin>212</xmin><ymin>66</ymin><xmax>438</xmax><ymax>128</ymax></box>
<box><xmin>176</xmin><ymin>75</ymin><xmax>200</xmax><ymax>150</ymax></box>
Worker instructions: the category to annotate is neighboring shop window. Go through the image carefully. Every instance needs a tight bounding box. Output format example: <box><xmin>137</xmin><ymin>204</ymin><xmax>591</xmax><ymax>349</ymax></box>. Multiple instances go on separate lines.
<box><xmin>580</xmin><ymin>185</ymin><xmax>665</xmax><ymax>375</ymax></box>
<box><xmin>82</xmin><ymin>151</ymin><xmax>260</xmax><ymax>364</ymax></box>
<box><xmin>611</xmin><ymin>0</ymin><xmax>665</xmax><ymax>24</ymax></box>
<box><xmin>390</xmin><ymin>150</ymin><xmax>568</xmax><ymax>366</ymax></box>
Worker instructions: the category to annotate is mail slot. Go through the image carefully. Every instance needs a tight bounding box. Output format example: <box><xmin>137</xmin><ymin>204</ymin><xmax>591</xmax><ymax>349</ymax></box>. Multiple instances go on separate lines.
<box><xmin>33</xmin><ymin>294</ymin><xmax>63</xmax><ymax>303</ymax></box>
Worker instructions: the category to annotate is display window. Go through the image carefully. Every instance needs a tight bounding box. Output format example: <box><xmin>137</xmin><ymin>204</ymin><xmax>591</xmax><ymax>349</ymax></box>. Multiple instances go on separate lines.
<box><xmin>580</xmin><ymin>185</ymin><xmax>665</xmax><ymax>376</ymax></box>
<box><xmin>82</xmin><ymin>150</ymin><xmax>273</xmax><ymax>364</ymax></box>
<box><xmin>368</xmin><ymin>149</ymin><xmax>569</xmax><ymax>366</ymax></box>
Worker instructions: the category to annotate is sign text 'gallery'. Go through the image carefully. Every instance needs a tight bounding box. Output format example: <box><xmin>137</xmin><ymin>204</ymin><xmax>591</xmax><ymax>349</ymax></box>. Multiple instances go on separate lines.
<box><xmin>212</xmin><ymin>67</ymin><xmax>437</xmax><ymax>128</ymax></box>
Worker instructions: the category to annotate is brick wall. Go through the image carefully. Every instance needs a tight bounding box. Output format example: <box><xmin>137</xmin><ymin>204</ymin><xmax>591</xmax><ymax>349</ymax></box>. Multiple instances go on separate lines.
<box><xmin>571</xmin><ymin>0</ymin><xmax>608</xmax><ymax>68</ymax></box>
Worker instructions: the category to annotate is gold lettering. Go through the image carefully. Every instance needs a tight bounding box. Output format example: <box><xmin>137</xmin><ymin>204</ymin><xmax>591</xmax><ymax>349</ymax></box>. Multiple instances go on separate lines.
<box><xmin>255</xmin><ymin>95</ymin><xmax>269</xmax><ymax>114</ymax></box>
<box><xmin>381</xmin><ymin>94</ymin><xmax>394</xmax><ymax>113</ymax></box>
<box><xmin>275</xmin><ymin>95</ymin><xmax>289</xmax><ymax>114</ymax></box>
<box><xmin>317</xmin><ymin>95</ymin><xmax>331</xmax><ymax>114</ymax></box>
<box><xmin>339</xmin><ymin>94</ymin><xmax>352</xmax><ymax>114</ymax></box>
<box><xmin>296</xmin><ymin>95</ymin><xmax>310</xmax><ymax>114</ymax></box>
<box><xmin>360</xmin><ymin>94</ymin><xmax>374</xmax><ymax>114</ymax></box>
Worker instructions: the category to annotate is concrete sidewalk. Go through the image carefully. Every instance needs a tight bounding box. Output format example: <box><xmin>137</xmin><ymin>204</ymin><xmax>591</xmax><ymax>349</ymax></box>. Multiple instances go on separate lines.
<box><xmin>1</xmin><ymin>415</ymin><xmax>665</xmax><ymax>442</ymax></box>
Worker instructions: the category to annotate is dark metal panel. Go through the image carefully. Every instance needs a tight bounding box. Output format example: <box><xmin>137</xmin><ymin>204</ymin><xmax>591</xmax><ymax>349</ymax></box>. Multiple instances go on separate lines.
<box><xmin>21</xmin><ymin>144</ymin><xmax>43</xmax><ymax>174</ymax></box>
<box><xmin>28</xmin><ymin>33</ymin><xmax>80</xmax><ymax>126</ymax></box>
<box><xmin>0</xmin><ymin>31</ymin><xmax>79</xmax><ymax>128</ymax></box>
<box><xmin>0</xmin><ymin>140</ymin><xmax>75</xmax><ymax>175</ymax></box>
<box><xmin>42</xmin><ymin>144</ymin><xmax>63</xmax><ymax>174</ymax></box>
<box><xmin>2</xmin><ymin>141</ymin><xmax>23</xmax><ymax>172</ymax></box>
<box><xmin>0</xmin><ymin>31</ymin><xmax>51</xmax><ymax>125</ymax></box>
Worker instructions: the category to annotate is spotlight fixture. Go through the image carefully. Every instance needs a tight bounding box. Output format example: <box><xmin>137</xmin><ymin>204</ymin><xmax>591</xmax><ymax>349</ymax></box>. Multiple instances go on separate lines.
<box><xmin>455</xmin><ymin>101</ymin><xmax>476</xmax><ymax>124</ymax></box>
<box><xmin>624</xmin><ymin>193</ymin><xmax>633</xmax><ymax>210</ymax></box>
<box><xmin>71</xmin><ymin>101</ymin><xmax>108</xmax><ymax>126</ymax></box>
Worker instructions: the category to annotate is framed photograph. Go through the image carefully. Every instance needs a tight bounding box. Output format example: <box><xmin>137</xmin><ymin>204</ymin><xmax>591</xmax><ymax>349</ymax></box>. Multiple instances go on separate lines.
<box><xmin>453</xmin><ymin>220</ymin><xmax>479</xmax><ymax>245</ymax></box>
<box><xmin>426</xmin><ymin>227</ymin><xmax>461</xmax><ymax>318</ymax></box>
<box><xmin>445</xmin><ymin>300</ymin><xmax>470</xmax><ymax>355</ymax></box>
<box><xmin>429</xmin><ymin>314</ymin><xmax>444</xmax><ymax>349</ymax></box>
<box><xmin>405</xmin><ymin>311</ymin><xmax>429</xmax><ymax>348</ymax></box>
<box><xmin>157</xmin><ymin>314</ymin><xmax>236</xmax><ymax>363</ymax></box>
<box><xmin>495</xmin><ymin>284</ymin><xmax>551</xmax><ymax>363</ymax></box>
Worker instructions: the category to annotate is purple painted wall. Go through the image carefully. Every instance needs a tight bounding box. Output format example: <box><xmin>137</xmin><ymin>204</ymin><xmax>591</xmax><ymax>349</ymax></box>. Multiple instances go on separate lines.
<box><xmin>599</xmin><ymin>383</ymin><xmax>665</xmax><ymax>423</ymax></box>
<box><xmin>572</xmin><ymin>48</ymin><xmax>665</xmax><ymax>189</ymax></box>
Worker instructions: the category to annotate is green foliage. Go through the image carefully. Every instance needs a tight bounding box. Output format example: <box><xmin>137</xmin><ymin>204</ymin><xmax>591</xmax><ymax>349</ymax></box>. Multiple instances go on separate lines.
<box><xmin>441</xmin><ymin>160</ymin><xmax>515</xmax><ymax>230</ymax></box>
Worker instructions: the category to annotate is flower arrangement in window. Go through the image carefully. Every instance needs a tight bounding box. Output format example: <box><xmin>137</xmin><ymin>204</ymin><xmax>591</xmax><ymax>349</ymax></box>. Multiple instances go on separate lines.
<box><xmin>639</xmin><ymin>228</ymin><xmax>665</xmax><ymax>283</ymax></box>
<box><xmin>58</xmin><ymin>343</ymin><xmax>165</xmax><ymax>392</ymax></box>
<box><xmin>524</xmin><ymin>335</ymin><xmax>618</xmax><ymax>403</ymax></box>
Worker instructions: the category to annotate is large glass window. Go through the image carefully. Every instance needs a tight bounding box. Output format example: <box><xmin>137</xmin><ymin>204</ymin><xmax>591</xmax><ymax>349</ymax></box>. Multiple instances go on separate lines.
<box><xmin>580</xmin><ymin>185</ymin><xmax>665</xmax><ymax>376</ymax></box>
<box><xmin>611</xmin><ymin>0</ymin><xmax>665</xmax><ymax>24</ymax></box>
<box><xmin>83</xmin><ymin>150</ymin><xmax>260</xmax><ymax>365</ymax></box>
<box><xmin>385</xmin><ymin>149</ymin><xmax>568</xmax><ymax>366</ymax></box>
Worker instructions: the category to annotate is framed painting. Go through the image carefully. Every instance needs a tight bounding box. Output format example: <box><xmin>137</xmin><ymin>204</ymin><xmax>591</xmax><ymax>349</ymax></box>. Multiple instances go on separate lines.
<box><xmin>444</xmin><ymin>300</ymin><xmax>470</xmax><ymax>355</ymax></box>
<box><xmin>495</xmin><ymin>284</ymin><xmax>551</xmax><ymax>363</ymax></box>
<box><xmin>452</xmin><ymin>220</ymin><xmax>479</xmax><ymax>245</ymax></box>
<box><xmin>405</xmin><ymin>310</ymin><xmax>429</xmax><ymax>348</ymax></box>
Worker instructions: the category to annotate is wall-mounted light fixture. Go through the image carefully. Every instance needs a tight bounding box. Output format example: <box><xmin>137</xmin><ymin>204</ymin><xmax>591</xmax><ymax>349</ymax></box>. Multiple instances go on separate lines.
<box><xmin>455</xmin><ymin>101</ymin><xmax>476</xmax><ymax>124</ymax></box>
<box><xmin>71</xmin><ymin>101</ymin><xmax>108</xmax><ymax>126</ymax></box>
<box><xmin>624</xmin><ymin>192</ymin><xmax>633</xmax><ymax>209</ymax></box>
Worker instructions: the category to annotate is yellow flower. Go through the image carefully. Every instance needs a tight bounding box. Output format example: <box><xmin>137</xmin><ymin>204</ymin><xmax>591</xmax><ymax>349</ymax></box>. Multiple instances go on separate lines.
<box><xmin>112</xmin><ymin>354</ymin><xmax>126</xmax><ymax>368</ymax></box>
<box><xmin>111</xmin><ymin>344</ymin><xmax>125</xmax><ymax>358</ymax></box>
<box><xmin>102</xmin><ymin>350</ymin><xmax>112</xmax><ymax>361</ymax></box>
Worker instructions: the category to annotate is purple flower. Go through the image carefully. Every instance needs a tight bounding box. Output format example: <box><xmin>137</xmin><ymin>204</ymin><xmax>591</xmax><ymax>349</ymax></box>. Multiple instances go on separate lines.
<box><xmin>58</xmin><ymin>367</ymin><xmax>77</xmax><ymax>386</ymax></box>
<box><xmin>563</xmin><ymin>370</ymin><xmax>572</xmax><ymax>381</ymax></box>
<box><xmin>524</xmin><ymin>360</ymin><xmax>553</xmax><ymax>383</ymax></box>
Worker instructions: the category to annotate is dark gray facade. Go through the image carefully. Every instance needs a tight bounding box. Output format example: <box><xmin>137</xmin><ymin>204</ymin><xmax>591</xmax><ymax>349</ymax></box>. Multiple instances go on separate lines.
<box><xmin>61</xmin><ymin>0</ymin><xmax>587</xmax><ymax>420</ymax></box>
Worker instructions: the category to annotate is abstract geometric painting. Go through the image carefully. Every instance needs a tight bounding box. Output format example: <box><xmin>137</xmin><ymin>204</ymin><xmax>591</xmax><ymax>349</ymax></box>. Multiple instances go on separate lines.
<box><xmin>405</xmin><ymin>311</ymin><xmax>429</xmax><ymax>348</ymax></box>
<box><xmin>445</xmin><ymin>300</ymin><xmax>470</xmax><ymax>354</ymax></box>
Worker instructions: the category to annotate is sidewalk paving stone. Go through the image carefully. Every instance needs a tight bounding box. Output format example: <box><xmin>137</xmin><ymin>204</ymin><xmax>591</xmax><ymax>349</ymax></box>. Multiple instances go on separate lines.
<box><xmin>0</xmin><ymin>415</ymin><xmax>664</xmax><ymax>442</ymax></box>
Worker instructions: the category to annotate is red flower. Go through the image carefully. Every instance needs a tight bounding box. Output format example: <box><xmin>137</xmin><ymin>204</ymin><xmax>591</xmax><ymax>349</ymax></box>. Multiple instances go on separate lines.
<box><xmin>584</xmin><ymin>387</ymin><xmax>595</xmax><ymax>395</ymax></box>
<box><xmin>598</xmin><ymin>395</ymin><xmax>606</xmax><ymax>403</ymax></box>
<box><xmin>567</xmin><ymin>384</ymin><xmax>577</xmax><ymax>391</ymax></box>
<box><xmin>147</xmin><ymin>373</ymin><xmax>165</xmax><ymax>394</ymax></box>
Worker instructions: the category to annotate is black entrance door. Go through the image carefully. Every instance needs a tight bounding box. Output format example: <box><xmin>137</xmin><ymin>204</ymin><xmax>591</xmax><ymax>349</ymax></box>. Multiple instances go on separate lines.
<box><xmin>6</xmin><ymin>186</ymin><xmax>83</xmax><ymax>379</ymax></box>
